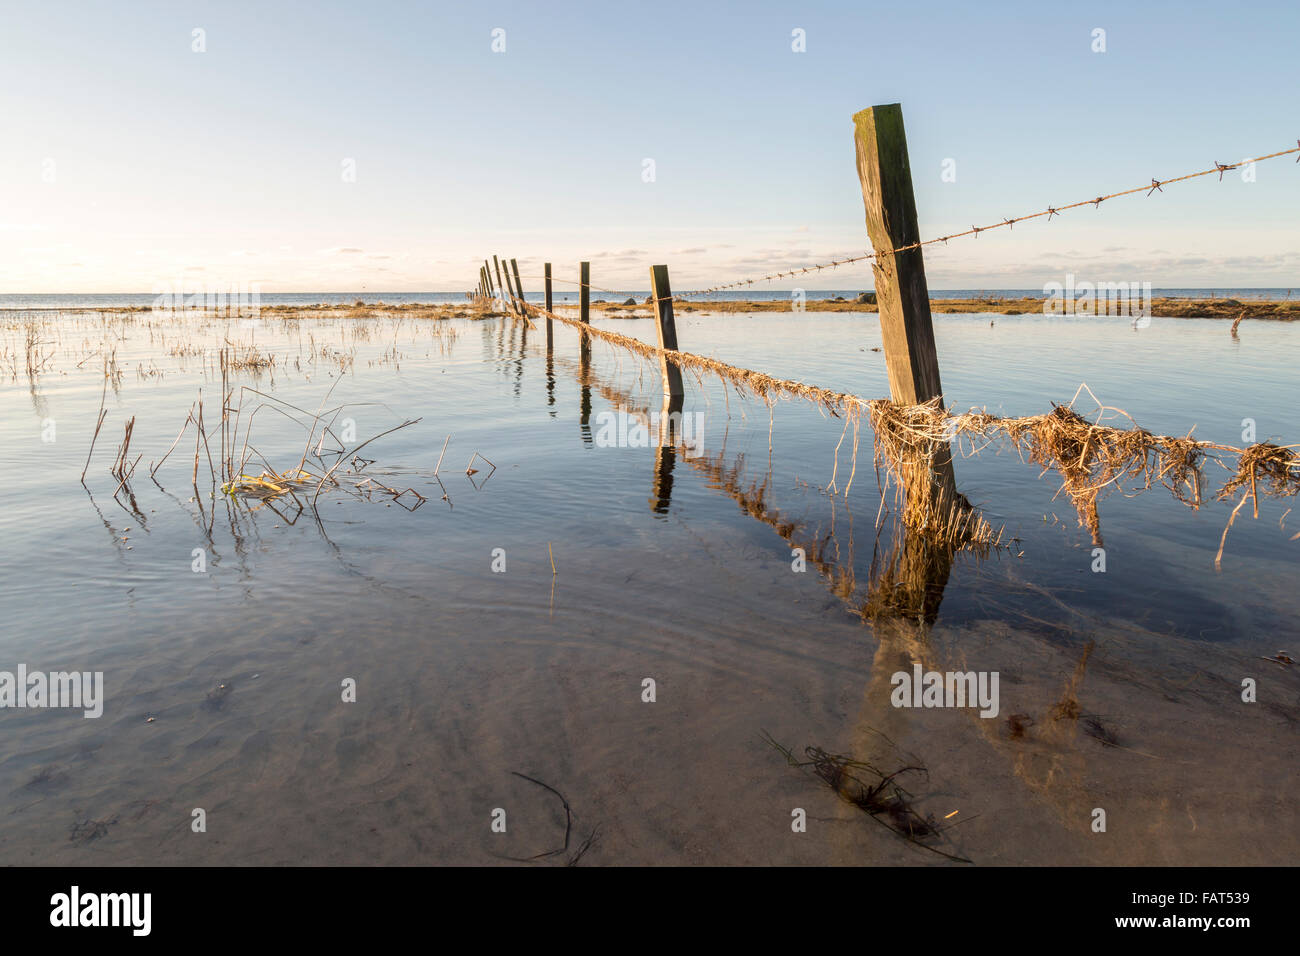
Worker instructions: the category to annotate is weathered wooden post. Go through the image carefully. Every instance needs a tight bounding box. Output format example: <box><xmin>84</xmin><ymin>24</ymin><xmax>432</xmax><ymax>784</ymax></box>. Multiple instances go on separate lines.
<box><xmin>649</xmin><ymin>264</ymin><xmax>684</xmax><ymax>398</ymax></box>
<box><xmin>500</xmin><ymin>256</ymin><xmax>516</xmax><ymax>314</ymax></box>
<box><xmin>853</xmin><ymin>104</ymin><xmax>959</xmax><ymax>515</ymax></box>
<box><xmin>494</xmin><ymin>256</ymin><xmax>507</xmax><ymax>309</ymax></box>
<box><xmin>853</xmin><ymin>104</ymin><xmax>943</xmax><ymax>406</ymax></box>
<box><xmin>510</xmin><ymin>259</ymin><xmax>525</xmax><ymax>316</ymax></box>
<box><xmin>506</xmin><ymin>257</ymin><xmax>523</xmax><ymax>315</ymax></box>
<box><xmin>578</xmin><ymin>260</ymin><xmax>591</xmax><ymax>367</ymax></box>
<box><xmin>483</xmin><ymin>259</ymin><xmax>496</xmax><ymax>297</ymax></box>
<box><xmin>579</xmin><ymin>261</ymin><xmax>590</xmax><ymax>325</ymax></box>
<box><xmin>544</xmin><ymin>262</ymin><xmax>553</xmax><ymax>350</ymax></box>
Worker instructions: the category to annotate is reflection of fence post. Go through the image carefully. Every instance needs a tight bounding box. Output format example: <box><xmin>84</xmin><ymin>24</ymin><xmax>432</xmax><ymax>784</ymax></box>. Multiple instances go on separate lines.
<box><xmin>544</xmin><ymin>262</ymin><xmax>553</xmax><ymax>350</ymax></box>
<box><xmin>853</xmin><ymin>103</ymin><xmax>958</xmax><ymax>512</ymax></box>
<box><xmin>649</xmin><ymin>264</ymin><xmax>684</xmax><ymax>398</ymax></box>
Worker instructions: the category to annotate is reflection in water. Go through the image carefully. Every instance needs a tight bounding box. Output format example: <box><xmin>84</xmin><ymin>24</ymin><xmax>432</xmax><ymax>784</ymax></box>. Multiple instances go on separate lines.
<box><xmin>579</xmin><ymin>330</ymin><xmax>592</xmax><ymax>445</ymax></box>
<box><xmin>650</xmin><ymin>392</ymin><xmax>684</xmax><ymax>514</ymax></box>
<box><xmin>556</xmin><ymin>349</ymin><xmax>972</xmax><ymax>625</ymax></box>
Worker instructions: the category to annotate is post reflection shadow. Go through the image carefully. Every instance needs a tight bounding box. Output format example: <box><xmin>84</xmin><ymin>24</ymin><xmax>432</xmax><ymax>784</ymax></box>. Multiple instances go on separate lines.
<box><xmin>555</xmin><ymin>352</ymin><xmax>972</xmax><ymax>624</ymax></box>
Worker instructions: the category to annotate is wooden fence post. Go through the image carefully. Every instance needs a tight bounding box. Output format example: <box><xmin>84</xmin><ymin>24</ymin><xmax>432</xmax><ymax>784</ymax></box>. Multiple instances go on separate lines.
<box><xmin>502</xmin><ymin>256</ymin><xmax>520</xmax><ymax>315</ymax></box>
<box><xmin>853</xmin><ymin>103</ymin><xmax>960</xmax><ymax>516</ymax></box>
<box><xmin>494</xmin><ymin>256</ymin><xmax>507</xmax><ymax>309</ymax></box>
<box><xmin>544</xmin><ymin>262</ymin><xmax>553</xmax><ymax>350</ymax></box>
<box><xmin>649</xmin><ymin>264</ymin><xmax>683</xmax><ymax>397</ymax></box>
<box><xmin>484</xmin><ymin>259</ymin><xmax>496</xmax><ymax>297</ymax></box>
<box><xmin>510</xmin><ymin>259</ymin><xmax>525</xmax><ymax>316</ymax></box>
<box><xmin>578</xmin><ymin>261</ymin><xmax>591</xmax><ymax>364</ymax></box>
<box><xmin>579</xmin><ymin>261</ymin><xmax>590</xmax><ymax>324</ymax></box>
<box><xmin>852</xmin><ymin>104</ymin><xmax>943</xmax><ymax>405</ymax></box>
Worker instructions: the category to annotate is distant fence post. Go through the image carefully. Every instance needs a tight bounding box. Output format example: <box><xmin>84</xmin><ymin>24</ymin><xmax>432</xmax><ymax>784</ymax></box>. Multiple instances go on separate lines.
<box><xmin>649</xmin><ymin>264</ymin><xmax>684</xmax><ymax>398</ymax></box>
<box><xmin>484</xmin><ymin>259</ymin><xmax>496</xmax><ymax>297</ymax></box>
<box><xmin>544</xmin><ymin>262</ymin><xmax>553</xmax><ymax>350</ymax></box>
<box><xmin>510</xmin><ymin>258</ymin><xmax>525</xmax><ymax>316</ymax></box>
<box><xmin>853</xmin><ymin>103</ymin><xmax>960</xmax><ymax>513</ymax></box>
<box><xmin>579</xmin><ymin>261</ymin><xmax>590</xmax><ymax>324</ymax></box>
<box><xmin>502</xmin><ymin>255</ymin><xmax>521</xmax><ymax>315</ymax></box>
<box><xmin>494</xmin><ymin>256</ymin><xmax>507</xmax><ymax>309</ymax></box>
<box><xmin>578</xmin><ymin>261</ymin><xmax>591</xmax><ymax>365</ymax></box>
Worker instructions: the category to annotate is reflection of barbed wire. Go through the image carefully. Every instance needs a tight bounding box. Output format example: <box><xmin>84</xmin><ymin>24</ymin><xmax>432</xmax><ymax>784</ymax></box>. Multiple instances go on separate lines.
<box><xmin>501</xmin><ymin>142</ymin><xmax>1299</xmax><ymax>304</ymax></box>
<box><xmin>507</xmin><ymin>295</ymin><xmax>1298</xmax><ymax>563</ymax></box>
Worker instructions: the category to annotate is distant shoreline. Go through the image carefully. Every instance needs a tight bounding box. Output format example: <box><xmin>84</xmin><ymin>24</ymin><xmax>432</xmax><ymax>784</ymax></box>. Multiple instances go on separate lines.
<box><xmin>3</xmin><ymin>297</ymin><xmax>1297</xmax><ymax>319</ymax></box>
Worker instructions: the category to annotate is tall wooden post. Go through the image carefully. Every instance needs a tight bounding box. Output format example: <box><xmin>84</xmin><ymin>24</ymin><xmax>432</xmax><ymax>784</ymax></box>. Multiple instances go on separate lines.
<box><xmin>853</xmin><ymin>103</ymin><xmax>960</xmax><ymax>518</ymax></box>
<box><xmin>501</xmin><ymin>256</ymin><xmax>519</xmax><ymax>315</ymax></box>
<box><xmin>544</xmin><ymin>262</ymin><xmax>553</xmax><ymax>351</ymax></box>
<box><xmin>494</xmin><ymin>256</ymin><xmax>507</xmax><ymax>308</ymax></box>
<box><xmin>510</xmin><ymin>259</ymin><xmax>525</xmax><ymax>316</ymax></box>
<box><xmin>649</xmin><ymin>264</ymin><xmax>683</xmax><ymax>398</ymax></box>
<box><xmin>852</xmin><ymin>104</ymin><xmax>944</xmax><ymax>405</ymax></box>
<box><xmin>578</xmin><ymin>261</ymin><xmax>591</xmax><ymax>367</ymax></box>
<box><xmin>484</xmin><ymin>259</ymin><xmax>496</xmax><ymax>296</ymax></box>
<box><xmin>579</xmin><ymin>261</ymin><xmax>590</xmax><ymax>324</ymax></box>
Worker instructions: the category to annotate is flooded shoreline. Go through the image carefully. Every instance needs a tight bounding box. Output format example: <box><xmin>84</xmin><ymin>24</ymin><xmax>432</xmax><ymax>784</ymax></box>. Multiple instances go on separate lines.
<box><xmin>1</xmin><ymin>307</ymin><xmax>1296</xmax><ymax>865</ymax></box>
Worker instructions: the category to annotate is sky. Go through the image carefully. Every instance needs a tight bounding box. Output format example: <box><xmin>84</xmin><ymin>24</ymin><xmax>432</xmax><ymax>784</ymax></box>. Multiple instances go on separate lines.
<box><xmin>1</xmin><ymin>0</ymin><xmax>1297</xmax><ymax>293</ymax></box>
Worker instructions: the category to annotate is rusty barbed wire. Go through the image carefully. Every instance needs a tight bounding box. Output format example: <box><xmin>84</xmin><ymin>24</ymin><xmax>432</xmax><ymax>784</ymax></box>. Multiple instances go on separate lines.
<box><xmin>680</xmin><ymin>143</ymin><xmax>1299</xmax><ymax>297</ymax></box>
<box><xmin>483</xmin><ymin>141</ymin><xmax>1298</xmax><ymax>307</ymax></box>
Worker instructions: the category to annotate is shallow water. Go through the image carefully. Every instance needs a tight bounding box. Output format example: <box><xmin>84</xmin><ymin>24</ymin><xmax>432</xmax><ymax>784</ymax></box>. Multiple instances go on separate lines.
<box><xmin>0</xmin><ymin>307</ymin><xmax>1295</xmax><ymax>865</ymax></box>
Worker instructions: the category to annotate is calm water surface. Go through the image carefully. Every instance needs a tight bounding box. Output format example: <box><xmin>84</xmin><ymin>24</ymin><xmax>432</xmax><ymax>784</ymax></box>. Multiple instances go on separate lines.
<box><xmin>0</xmin><ymin>307</ymin><xmax>1295</xmax><ymax>864</ymax></box>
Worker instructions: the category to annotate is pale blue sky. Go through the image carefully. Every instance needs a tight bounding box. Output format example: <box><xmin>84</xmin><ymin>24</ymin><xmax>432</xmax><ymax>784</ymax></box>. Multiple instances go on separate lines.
<box><xmin>1</xmin><ymin>0</ymin><xmax>1297</xmax><ymax>292</ymax></box>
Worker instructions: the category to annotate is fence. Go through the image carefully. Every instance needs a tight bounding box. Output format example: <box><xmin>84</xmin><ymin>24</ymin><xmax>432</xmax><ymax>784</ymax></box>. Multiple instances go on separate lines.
<box><xmin>470</xmin><ymin>104</ymin><xmax>1299</xmax><ymax>570</ymax></box>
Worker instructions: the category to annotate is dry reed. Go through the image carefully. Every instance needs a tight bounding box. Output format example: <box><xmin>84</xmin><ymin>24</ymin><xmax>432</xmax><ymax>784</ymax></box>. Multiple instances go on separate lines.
<box><xmin>527</xmin><ymin>299</ymin><xmax>1297</xmax><ymax>557</ymax></box>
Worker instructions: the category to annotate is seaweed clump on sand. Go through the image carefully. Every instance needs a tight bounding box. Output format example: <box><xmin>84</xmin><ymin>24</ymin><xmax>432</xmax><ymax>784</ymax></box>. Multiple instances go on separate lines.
<box><xmin>762</xmin><ymin>731</ymin><xmax>971</xmax><ymax>863</ymax></box>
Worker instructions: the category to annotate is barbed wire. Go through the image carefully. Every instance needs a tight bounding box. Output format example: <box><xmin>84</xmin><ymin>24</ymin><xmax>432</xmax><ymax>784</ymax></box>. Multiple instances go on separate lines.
<box><xmin>484</xmin><ymin>141</ymin><xmax>1299</xmax><ymax>304</ymax></box>
<box><xmin>683</xmin><ymin>143</ymin><xmax>1299</xmax><ymax>297</ymax></box>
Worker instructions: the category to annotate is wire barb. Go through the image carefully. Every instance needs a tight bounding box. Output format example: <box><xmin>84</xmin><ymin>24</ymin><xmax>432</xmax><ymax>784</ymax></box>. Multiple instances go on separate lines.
<box><xmin>507</xmin><ymin>141</ymin><xmax>1300</xmax><ymax>299</ymax></box>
